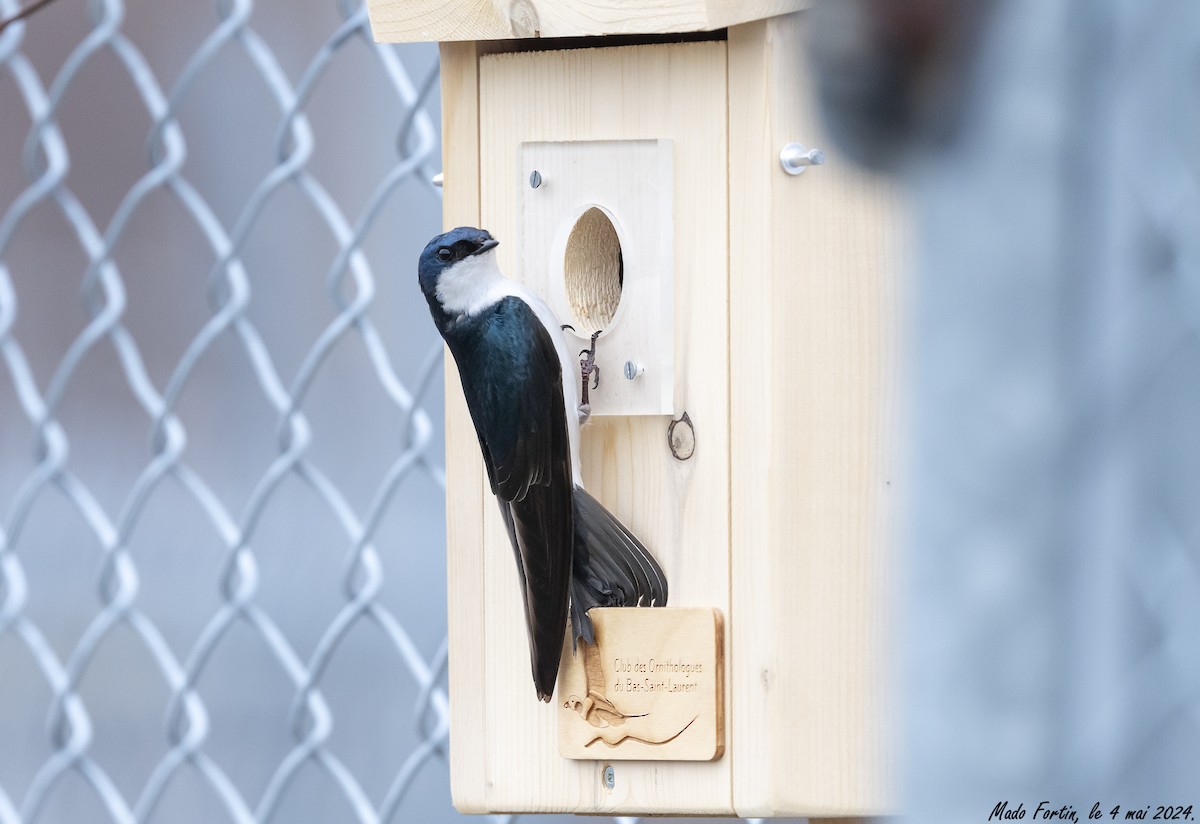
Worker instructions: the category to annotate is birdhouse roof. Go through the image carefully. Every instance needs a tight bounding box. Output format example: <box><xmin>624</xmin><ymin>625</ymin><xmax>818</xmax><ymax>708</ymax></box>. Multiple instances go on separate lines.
<box><xmin>367</xmin><ymin>0</ymin><xmax>807</xmax><ymax>43</ymax></box>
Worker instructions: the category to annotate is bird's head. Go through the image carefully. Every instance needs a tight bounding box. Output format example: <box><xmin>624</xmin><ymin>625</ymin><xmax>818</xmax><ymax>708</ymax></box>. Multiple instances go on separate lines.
<box><xmin>418</xmin><ymin>227</ymin><xmax>500</xmax><ymax>312</ymax></box>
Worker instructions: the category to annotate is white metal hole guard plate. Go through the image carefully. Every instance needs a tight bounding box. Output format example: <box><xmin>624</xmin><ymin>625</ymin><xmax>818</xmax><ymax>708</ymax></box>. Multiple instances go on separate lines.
<box><xmin>520</xmin><ymin>139</ymin><xmax>675</xmax><ymax>417</ymax></box>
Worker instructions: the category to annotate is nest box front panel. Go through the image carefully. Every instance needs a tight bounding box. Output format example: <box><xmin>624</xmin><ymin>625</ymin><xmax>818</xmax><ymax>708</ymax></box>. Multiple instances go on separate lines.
<box><xmin>520</xmin><ymin>138</ymin><xmax>675</xmax><ymax>417</ymax></box>
<box><xmin>466</xmin><ymin>40</ymin><xmax>731</xmax><ymax>815</ymax></box>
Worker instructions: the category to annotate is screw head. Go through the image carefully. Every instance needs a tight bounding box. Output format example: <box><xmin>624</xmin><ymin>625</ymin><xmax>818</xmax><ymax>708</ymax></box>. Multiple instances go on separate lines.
<box><xmin>529</xmin><ymin>170</ymin><xmax>542</xmax><ymax>189</ymax></box>
<box><xmin>603</xmin><ymin>765</ymin><xmax>615</xmax><ymax>789</ymax></box>
<box><xmin>623</xmin><ymin>361</ymin><xmax>644</xmax><ymax>380</ymax></box>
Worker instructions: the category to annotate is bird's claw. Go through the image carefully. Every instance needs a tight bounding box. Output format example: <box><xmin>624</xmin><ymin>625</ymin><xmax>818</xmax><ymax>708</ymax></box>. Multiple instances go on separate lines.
<box><xmin>579</xmin><ymin>330</ymin><xmax>601</xmax><ymax>406</ymax></box>
<box><xmin>580</xmin><ymin>331</ymin><xmax>601</xmax><ymax>387</ymax></box>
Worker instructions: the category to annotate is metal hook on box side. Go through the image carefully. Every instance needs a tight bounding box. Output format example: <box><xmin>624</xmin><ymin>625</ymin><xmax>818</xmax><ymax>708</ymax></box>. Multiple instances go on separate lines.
<box><xmin>780</xmin><ymin>142</ymin><xmax>826</xmax><ymax>175</ymax></box>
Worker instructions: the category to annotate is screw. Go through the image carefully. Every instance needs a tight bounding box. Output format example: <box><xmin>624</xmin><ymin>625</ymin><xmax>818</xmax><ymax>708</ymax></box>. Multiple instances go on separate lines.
<box><xmin>431</xmin><ymin>172</ymin><xmax>444</xmax><ymax>188</ymax></box>
<box><xmin>603</xmin><ymin>765</ymin><xmax>615</xmax><ymax>789</ymax></box>
<box><xmin>780</xmin><ymin>143</ymin><xmax>825</xmax><ymax>175</ymax></box>
<box><xmin>529</xmin><ymin>170</ymin><xmax>542</xmax><ymax>189</ymax></box>
<box><xmin>623</xmin><ymin>361</ymin><xmax>644</xmax><ymax>380</ymax></box>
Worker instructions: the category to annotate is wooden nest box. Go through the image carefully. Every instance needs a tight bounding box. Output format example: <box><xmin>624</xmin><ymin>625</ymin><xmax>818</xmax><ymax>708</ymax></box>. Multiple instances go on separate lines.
<box><xmin>368</xmin><ymin>0</ymin><xmax>901</xmax><ymax>818</ymax></box>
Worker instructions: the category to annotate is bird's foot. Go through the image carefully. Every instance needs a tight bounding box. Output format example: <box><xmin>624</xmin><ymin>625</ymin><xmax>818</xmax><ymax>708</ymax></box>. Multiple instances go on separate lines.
<box><xmin>579</xmin><ymin>330</ymin><xmax>601</xmax><ymax>406</ymax></box>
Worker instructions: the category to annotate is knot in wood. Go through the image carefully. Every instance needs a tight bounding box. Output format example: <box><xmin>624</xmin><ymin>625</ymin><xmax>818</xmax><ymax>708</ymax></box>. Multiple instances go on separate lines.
<box><xmin>667</xmin><ymin>412</ymin><xmax>695</xmax><ymax>461</ymax></box>
<box><xmin>506</xmin><ymin>0</ymin><xmax>540</xmax><ymax>37</ymax></box>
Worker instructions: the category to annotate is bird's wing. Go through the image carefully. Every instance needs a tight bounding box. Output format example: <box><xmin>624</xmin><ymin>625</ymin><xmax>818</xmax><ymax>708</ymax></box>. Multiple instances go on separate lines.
<box><xmin>449</xmin><ymin>296</ymin><xmax>574</xmax><ymax>701</ymax></box>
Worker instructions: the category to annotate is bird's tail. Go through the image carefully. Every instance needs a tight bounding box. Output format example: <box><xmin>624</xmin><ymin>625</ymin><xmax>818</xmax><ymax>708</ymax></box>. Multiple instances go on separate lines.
<box><xmin>569</xmin><ymin>487</ymin><xmax>669</xmax><ymax>646</ymax></box>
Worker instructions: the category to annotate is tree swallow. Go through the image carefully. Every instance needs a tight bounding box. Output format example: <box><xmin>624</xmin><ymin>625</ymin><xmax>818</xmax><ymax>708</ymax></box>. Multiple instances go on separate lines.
<box><xmin>419</xmin><ymin>227</ymin><xmax>668</xmax><ymax>702</ymax></box>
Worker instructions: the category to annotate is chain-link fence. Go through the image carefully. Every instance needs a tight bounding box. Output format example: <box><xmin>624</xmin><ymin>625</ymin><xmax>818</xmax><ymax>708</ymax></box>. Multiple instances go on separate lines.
<box><xmin>0</xmin><ymin>0</ymin><xmax>459</xmax><ymax>820</ymax></box>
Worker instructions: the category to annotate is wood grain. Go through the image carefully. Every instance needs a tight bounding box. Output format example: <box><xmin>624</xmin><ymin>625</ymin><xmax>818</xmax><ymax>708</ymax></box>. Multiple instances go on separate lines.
<box><xmin>367</xmin><ymin>0</ymin><xmax>808</xmax><ymax>43</ymax></box>
<box><xmin>728</xmin><ymin>13</ymin><xmax>901</xmax><ymax>818</ymax></box>
<box><xmin>468</xmin><ymin>39</ymin><xmax>731</xmax><ymax>814</ymax></box>
<box><xmin>437</xmin><ymin>40</ymin><xmax>489</xmax><ymax>815</ymax></box>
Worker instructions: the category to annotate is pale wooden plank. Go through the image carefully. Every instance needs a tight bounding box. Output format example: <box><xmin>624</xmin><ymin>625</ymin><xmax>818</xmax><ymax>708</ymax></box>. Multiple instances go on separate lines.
<box><xmin>475</xmin><ymin>40</ymin><xmax>731</xmax><ymax>814</ymax></box>
<box><xmin>438</xmin><ymin>40</ymin><xmax>490</xmax><ymax>815</ymax></box>
<box><xmin>367</xmin><ymin>0</ymin><xmax>807</xmax><ymax>43</ymax></box>
<box><xmin>728</xmin><ymin>13</ymin><xmax>901</xmax><ymax>818</ymax></box>
<box><xmin>705</xmin><ymin>0</ymin><xmax>812</xmax><ymax>27</ymax></box>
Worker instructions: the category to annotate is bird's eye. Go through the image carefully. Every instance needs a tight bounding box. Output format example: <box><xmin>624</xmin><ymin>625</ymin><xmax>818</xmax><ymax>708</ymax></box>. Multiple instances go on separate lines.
<box><xmin>437</xmin><ymin>247</ymin><xmax>453</xmax><ymax>261</ymax></box>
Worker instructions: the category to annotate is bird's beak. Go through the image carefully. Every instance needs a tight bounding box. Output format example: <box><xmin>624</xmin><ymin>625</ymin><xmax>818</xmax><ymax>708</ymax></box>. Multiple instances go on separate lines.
<box><xmin>470</xmin><ymin>238</ymin><xmax>499</xmax><ymax>256</ymax></box>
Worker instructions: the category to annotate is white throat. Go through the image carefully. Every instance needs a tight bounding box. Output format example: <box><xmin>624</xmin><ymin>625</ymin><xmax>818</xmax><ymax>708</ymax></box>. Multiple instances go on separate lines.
<box><xmin>435</xmin><ymin>249</ymin><xmax>513</xmax><ymax>317</ymax></box>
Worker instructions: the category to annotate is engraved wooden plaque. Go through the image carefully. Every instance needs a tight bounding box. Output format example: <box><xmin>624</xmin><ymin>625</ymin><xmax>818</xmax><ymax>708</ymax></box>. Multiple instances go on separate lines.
<box><xmin>557</xmin><ymin>607</ymin><xmax>724</xmax><ymax>761</ymax></box>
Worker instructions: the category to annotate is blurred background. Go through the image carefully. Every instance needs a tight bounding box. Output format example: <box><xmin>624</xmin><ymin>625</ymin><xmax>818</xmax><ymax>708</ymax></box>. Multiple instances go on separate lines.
<box><xmin>809</xmin><ymin>0</ymin><xmax>1200</xmax><ymax>817</ymax></box>
<box><xmin>2</xmin><ymin>0</ymin><xmax>1198</xmax><ymax>822</ymax></box>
